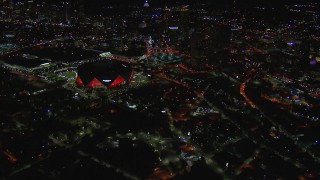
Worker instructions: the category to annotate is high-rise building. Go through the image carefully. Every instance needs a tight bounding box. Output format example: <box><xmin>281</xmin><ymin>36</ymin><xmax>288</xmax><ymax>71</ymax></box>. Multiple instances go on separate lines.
<box><xmin>0</xmin><ymin>0</ymin><xmax>5</xmax><ymax>10</ymax></box>
<box><xmin>143</xmin><ymin>0</ymin><xmax>150</xmax><ymax>7</ymax></box>
<box><xmin>78</xmin><ymin>0</ymin><xmax>85</xmax><ymax>16</ymax></box>
<box><xmin>27</xmin><ymin>0</ymin><xmax>34</xmax><ymax>11</ymax></box>
<box><xmin>9</xmin><ymin>0</ymin><xmax>14</xmax><ymax>9</ymax></box>
<box><xmin>63</xmin><ymin>1</ymin><xmax>71</xmax><ymax>23</ymax></box>
<box><xmin>143</xmin><ymin>0</ymin><xmax>154</xmax><ymax>17</ymax></box>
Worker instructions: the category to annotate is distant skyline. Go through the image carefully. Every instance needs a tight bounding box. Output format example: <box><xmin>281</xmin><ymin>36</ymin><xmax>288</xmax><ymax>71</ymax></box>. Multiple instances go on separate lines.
<box><xmin>3</xmin><ymin>0</ymin><xmax>317</xmax><ymax>16</ymax></box>
<box><xmin>9</xmin><ymin>0</ymin><xmax>318</xmax><ymax>6</ymax></box>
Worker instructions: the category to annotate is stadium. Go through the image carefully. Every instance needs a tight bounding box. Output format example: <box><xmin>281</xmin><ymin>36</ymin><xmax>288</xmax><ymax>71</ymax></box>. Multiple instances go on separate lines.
<box><xmin>75</xmin><ymin>60</ymin><xmax>134</xmax><ymax>88</ymax></box>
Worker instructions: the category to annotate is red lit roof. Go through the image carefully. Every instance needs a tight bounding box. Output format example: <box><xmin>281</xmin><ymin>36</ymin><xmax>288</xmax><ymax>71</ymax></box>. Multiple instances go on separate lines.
<box><xmin>76</xmin><ymin>76</ymin><xmax>83</xmax><ymax>86</ymax></box>
<box><xmin>87</xmin><ymin>77</ymin><xmax>103</xmax><ymax>87</ymax></box>
<box><xmin>109</xmin><ymin>75</ymin><xmax>125</xmax><ymax>88</ymax></box>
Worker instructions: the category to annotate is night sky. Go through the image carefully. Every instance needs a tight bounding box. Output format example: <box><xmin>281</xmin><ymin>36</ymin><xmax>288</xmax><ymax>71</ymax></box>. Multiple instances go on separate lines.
<box><xmin>29</xmin><ymin>0</ymin><xmax>317</xmax><ymax>6</ymax></box>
